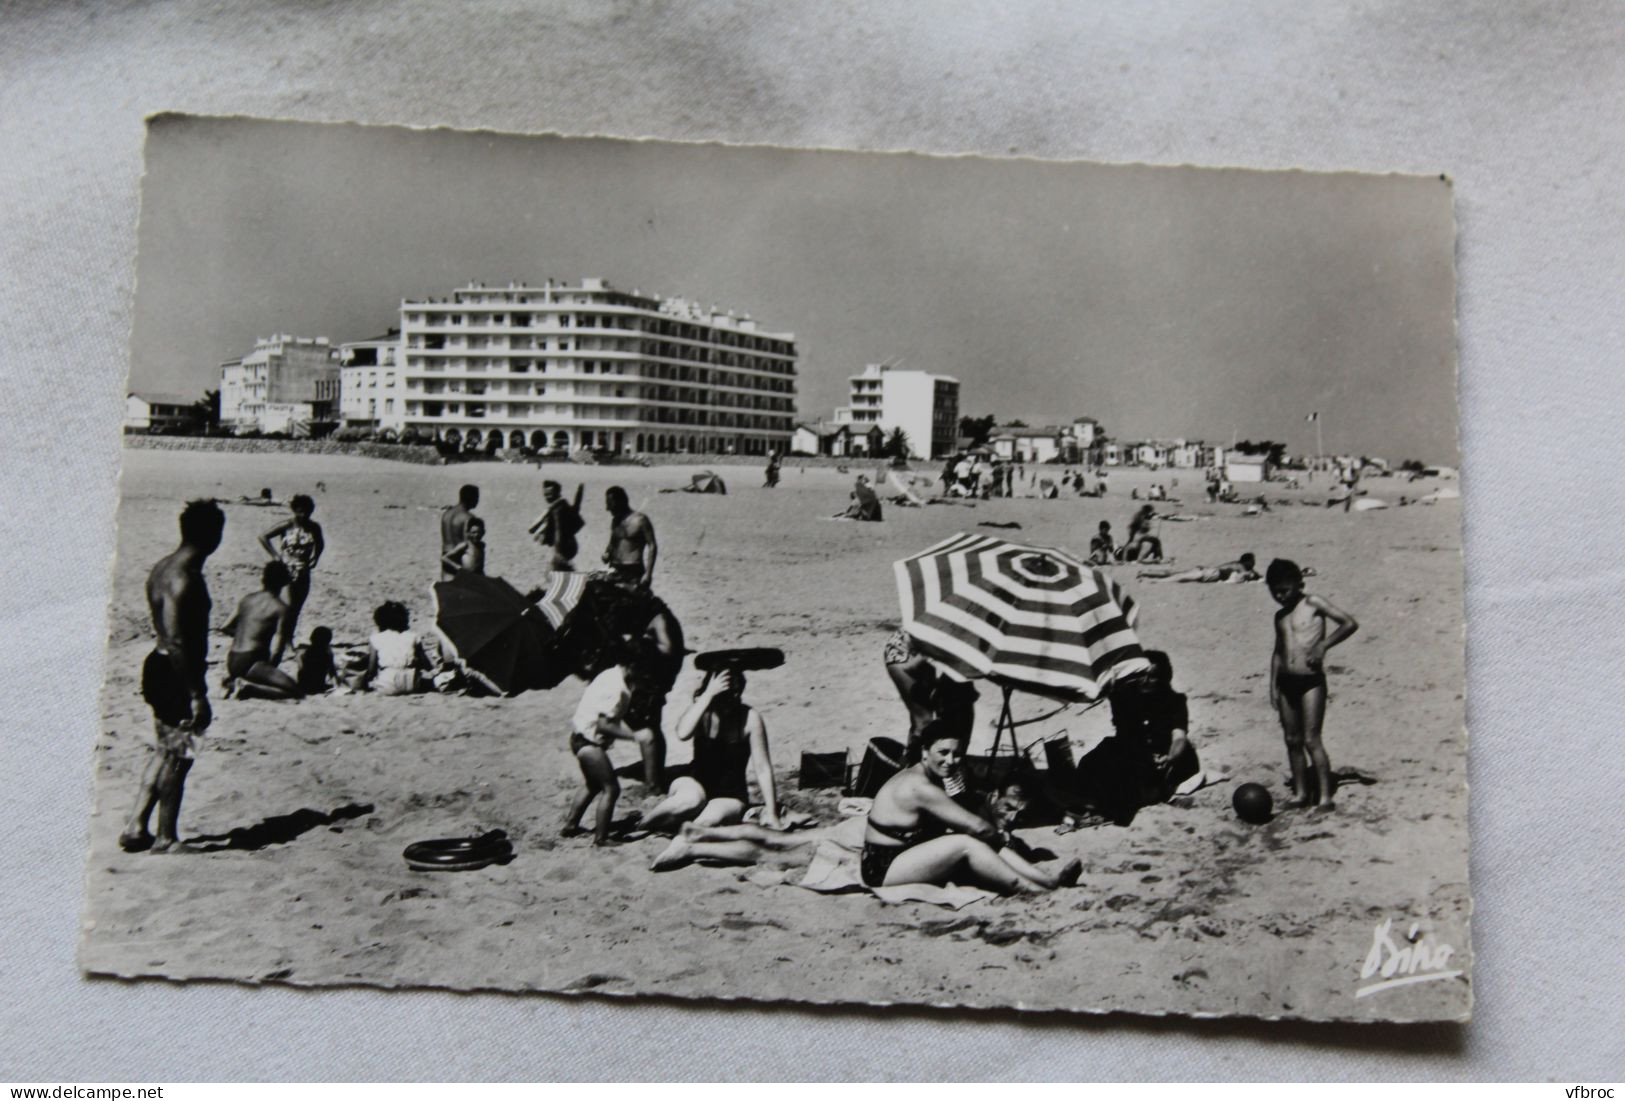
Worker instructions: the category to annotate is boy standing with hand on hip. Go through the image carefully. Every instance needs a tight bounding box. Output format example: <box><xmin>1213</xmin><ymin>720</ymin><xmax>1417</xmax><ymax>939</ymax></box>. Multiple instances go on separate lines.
<box><xmin>1267</xmin><ymin>558</ymin><xmax>1359</xmax><ymax>811</ymax></box>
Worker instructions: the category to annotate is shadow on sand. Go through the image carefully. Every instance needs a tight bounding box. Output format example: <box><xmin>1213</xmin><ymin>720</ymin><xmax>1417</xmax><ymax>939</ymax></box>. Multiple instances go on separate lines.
<box><xmin>192</xmin><ymin>802</ymin><xmax>375</xmax><ymax>852</ymax></box>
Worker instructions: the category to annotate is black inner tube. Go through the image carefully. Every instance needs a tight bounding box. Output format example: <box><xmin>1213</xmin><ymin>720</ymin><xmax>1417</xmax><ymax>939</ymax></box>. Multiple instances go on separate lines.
<box><xmin>402</xmin><ymin>830</ymin><xmax>512</xmax><ymax>870</ymax></box>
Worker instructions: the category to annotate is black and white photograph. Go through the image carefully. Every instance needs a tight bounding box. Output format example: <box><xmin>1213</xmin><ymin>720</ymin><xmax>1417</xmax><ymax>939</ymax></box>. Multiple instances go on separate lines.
<box><xmin>81</xmin><ymin>115</ymin><xmax>1467</xmax><ymax>1023</ymax></box>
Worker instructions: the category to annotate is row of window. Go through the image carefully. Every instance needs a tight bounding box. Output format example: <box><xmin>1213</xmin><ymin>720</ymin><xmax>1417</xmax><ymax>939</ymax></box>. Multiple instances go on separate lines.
<box><xmin>407</xmin><ymin>335</ymin><xmax>792</xmax><ymax>374</ymax></box>
<box><xmin>404</xmin><ymin>379</ymin><xmax>793</xmax><ymax>412</ymax></box>
<box><xmin>403</xmin><ymin>310</ymin><xmax>793</xmax><ymax>356</ymax></box>
<box><xmin>399</xmin><ymin>427</ymin><xmax>784</xmax><ymax>458</ymax></box>
<box><xmin>399</xmin><ymin>356</ymin><xmax>794</xmax><ymax>393</ymax></box>
<box><xmin>403</xmin><ymin>400</ymin><xmax>793</xmax><ymax>429</ymax></box>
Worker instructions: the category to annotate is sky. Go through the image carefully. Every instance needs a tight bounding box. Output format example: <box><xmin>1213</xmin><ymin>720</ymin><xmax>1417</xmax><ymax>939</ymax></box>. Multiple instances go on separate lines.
<box><xmin>131</xmin><ymin>116</ymin><xmax>1459</xmax><ymax>464</ymax></box>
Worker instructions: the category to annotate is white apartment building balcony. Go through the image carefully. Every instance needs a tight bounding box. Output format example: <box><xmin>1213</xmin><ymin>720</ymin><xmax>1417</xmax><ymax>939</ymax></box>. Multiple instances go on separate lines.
<box><xmin>384</xmin><ymin>279</ymin><xmax>799</xmax><ymax>454</ymax></box>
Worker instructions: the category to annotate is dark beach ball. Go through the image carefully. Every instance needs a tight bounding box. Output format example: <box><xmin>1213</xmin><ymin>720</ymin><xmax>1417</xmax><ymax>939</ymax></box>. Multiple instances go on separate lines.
<box><xmin>1232</xmin><ymin>782</ymin><xmax>1274</xmax><ymax>824</ymax></box>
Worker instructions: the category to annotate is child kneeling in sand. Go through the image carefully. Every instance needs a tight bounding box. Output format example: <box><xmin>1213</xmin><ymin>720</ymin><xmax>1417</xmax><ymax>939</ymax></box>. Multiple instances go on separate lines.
<box><xmin>563</xmin><ymin>645</ymin><xmax>666</xmax><ymax>845</ymax></box>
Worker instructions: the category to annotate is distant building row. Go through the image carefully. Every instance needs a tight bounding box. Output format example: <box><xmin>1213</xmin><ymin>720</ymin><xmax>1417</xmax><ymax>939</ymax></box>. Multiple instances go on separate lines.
<box><xmin>147</xmin><ymin>279</ymin><xmax>803</xmax><ymax>457</ymax></box>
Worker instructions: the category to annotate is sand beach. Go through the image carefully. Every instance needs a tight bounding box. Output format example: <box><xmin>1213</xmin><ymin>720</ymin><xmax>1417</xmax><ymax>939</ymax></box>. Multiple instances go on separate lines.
<box><xmin>81</xmin><ymin>446</ymin><xmax>1470</xmax><ymax>1021</ymax></box>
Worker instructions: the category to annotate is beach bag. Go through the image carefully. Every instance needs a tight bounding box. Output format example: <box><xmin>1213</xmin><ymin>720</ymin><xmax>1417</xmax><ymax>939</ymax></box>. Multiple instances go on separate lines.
<box><xmin>1042</xmin><ymin>734</ymin><xmax>1074</xmax><ymax>774</ymax></box>
<box><xmin>961</xmin><ymin>752</ymin><xmax>1021</xmax><ymax>792</ymax></box>
<box><xmin>798</xmin><ymin>751</ymin><xmax>848</xmax><ymax>790</ymax></box>
<box><xmin>846</xmin><ymin>736</ymin><xmax>905</xmax><ymax>797</ymax></box>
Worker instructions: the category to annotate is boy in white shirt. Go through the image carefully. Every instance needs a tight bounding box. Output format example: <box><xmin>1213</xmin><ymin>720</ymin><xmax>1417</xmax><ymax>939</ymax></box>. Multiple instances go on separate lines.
<box><xmin>563</xmin><ymin>648</ymin><xmax>664</xmax><ymax>845</ymax></box>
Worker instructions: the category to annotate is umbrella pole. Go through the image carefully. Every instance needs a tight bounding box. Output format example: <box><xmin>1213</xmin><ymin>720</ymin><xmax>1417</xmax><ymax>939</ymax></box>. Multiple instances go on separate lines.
<box><xmin>993</xmin><ymin>685</ymin><xmax>1017</xmax><ymax>758</ymax></box>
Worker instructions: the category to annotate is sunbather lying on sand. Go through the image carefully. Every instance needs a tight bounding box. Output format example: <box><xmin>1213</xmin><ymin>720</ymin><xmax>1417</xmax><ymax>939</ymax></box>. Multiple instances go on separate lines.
<box><xmin>235</xmin><ymin>488</ymin><xmax>281</xmax><ymax>507</ymax></box>
<box><xmin>1138</xmin><ymin>553</ymin><xmax>1259</xmax><ymax>583</ymax></box>
<box><xmin>646</xmin><ymin>776</ymin><xmax>1069</xmax><ymax>884</ymax></box>
<box><xmin>861</xmin><ymin>723</ymin><xmax>1080</xmax><ymax>895</ymax></box>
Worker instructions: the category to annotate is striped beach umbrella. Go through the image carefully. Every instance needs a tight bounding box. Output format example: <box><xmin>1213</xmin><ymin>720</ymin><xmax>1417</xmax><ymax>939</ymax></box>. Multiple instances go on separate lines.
<box><xmin>895</xmin><ymin>532</ymin><xmax>1150</xmax><ymax>701</ymax></box>
<box><xmin>533</xmin><ymin>571</ymin><xmax>590</xmax><ymax>630</ymax></box>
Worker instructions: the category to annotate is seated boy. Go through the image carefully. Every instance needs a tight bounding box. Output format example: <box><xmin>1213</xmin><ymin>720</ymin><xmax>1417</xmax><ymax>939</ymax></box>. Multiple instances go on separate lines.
<box><xmin>1088</xmin><ymin>521</ymin><xmax>1115</xmax><ymax>565</ymax></box>
<box><xmin>295</xmin><ymin>625</ymin><xmax>342</xmax><ymax>695</ymax></box>
<box><xmin>222</xmin><ymin>561</ymin><xmax>303</xmax><ymax>700</ymax></box>
<box><xmin>439</xmin><ymin>515</ymin><xmax>487</xmax><ymax>576</ymax></box>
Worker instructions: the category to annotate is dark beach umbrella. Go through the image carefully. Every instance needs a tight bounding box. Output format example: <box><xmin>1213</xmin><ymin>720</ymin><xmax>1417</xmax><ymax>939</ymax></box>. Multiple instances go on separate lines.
<box><xmin>689</xmin><ymin>470</ymin><xmax>727</xmax><ymax>494</ymax></box>
<box><xmin>432</xmin><ymin>573</ymin><xmax>555</xmax><ymax>696</ymax></box>
<box><xmin>894</xmin><ymin>531</ymin><xmax>1150</xmax><ymax>701</ymax></box>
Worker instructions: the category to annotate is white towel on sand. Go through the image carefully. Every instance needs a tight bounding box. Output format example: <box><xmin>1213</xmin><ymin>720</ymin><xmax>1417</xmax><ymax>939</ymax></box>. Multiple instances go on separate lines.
<box><xmin>793</xmin><ymin>818</ymin><xmax>993</xmax><ymax>909</ymax></box>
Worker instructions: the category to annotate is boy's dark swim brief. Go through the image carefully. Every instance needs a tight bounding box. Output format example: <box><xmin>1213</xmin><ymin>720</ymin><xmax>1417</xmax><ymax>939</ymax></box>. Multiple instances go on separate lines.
<box><xmin>141</xmin><ymin>648</ymin><xmax>194</xmax><ymax>728</ymax></box>
<box><xmin>569</xmin><ymin>731</ymin><xmax>610</xmax><ymax>755</ymax></box>
<box><xmin>1276</xmin><ymin>669</ymin><xmax>1328</xmax><ymax>696</ymax></box>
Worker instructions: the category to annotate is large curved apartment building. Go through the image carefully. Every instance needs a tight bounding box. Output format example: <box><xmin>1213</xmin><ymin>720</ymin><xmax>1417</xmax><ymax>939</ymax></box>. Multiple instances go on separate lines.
<box><xmin>389</xmin><ymin>278</ymin><xmax>798</xmax><ymax>456</ymax></box>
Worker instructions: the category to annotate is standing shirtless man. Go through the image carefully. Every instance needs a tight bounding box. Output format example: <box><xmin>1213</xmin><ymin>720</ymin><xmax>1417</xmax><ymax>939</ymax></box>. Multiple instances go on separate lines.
<box><xmin>602</xmin><ymin>485</ymin><xmax>657</xmax><ymax>592</ymax></box>
<box><xmin>120</xmin><ymin>499</ymin><xmax>225</xmax><ymax>853</ymax></box>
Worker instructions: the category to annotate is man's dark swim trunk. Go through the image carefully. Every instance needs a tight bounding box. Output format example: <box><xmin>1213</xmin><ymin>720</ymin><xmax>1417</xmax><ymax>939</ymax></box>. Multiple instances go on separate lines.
<box><xmin>226</xmin><ymin>648</ymin><xmax>269</xmax><ymax>679</ymax></box>
<box><xmin>607</xmin><ymin>562</ymin><xmax>645</xmax><ymax>587</ymax></box>
<box><xmin>141</xmin><ymin>648</ymin><xmax>193</xmax><ymax>728</ymax></box>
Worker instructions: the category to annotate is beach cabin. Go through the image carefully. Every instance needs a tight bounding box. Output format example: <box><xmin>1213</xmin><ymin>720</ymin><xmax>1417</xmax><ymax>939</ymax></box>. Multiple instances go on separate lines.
<box><xmin>846</xmin><ymin>425</ymin><xmax>886</xmax><ymax>457</ymax></box>
<box><xmin>1225</xmin><ymin>451</ymin><xmax>1273</xmax><ymax>483</ymax></box>
<box><xmin>991</xmin><ymin>426</ymin><xmax>1061</xmax><ymax>464</ymax></box>
<box><xmin>1170</xmin><ymin>441</ymin><xmax>1205</xmax><ymax>468</ymax></box>
<box><xmin>1134</xmin><ymin>442</ymin><xmax>1170</xmax><ymax>468</ymax></box>
<box><xmin>124</xmin><ymin>391</ymin><xmax>201</xmax><ymax>434</ymax></box>
<box><xmin>790</xmin><ymin>423</ymin><xmax>823</xmax><ymax>456</ymax></box>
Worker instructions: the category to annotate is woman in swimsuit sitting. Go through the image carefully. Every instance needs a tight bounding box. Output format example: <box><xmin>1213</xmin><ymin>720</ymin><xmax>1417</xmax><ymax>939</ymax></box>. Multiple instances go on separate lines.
<box><xmin>862</xmin><ymin>722</ymin><xmax>1081</xmax><ymax>894</ymax></box>
<box><xmin>638</xmin><ymin>664</ymin><xmax>781</xmax><ymax>834</ymax></box>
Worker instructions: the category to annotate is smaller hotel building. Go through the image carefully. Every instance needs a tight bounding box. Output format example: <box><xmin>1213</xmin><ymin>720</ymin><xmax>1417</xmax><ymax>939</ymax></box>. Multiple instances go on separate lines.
<box><xmin>832</xmin><ymin>363</ymin><xmax>959</xmax><ymax>459</ymax></box>
<box><xmin>220</xmin><ymin>335</ymin><xmax>341</xmax><ymax>435</ymax></box>
<box><xmin>337</xmin><ymin>334</ymin><xmax>402</xmax><ymax>430</ymax></box>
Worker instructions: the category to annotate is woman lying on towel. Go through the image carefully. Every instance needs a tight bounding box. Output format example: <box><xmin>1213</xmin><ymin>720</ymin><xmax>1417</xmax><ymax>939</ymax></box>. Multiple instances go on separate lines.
<box><xmin>862</xmin><ymin>723</ymin><xmax>1081</xmax><ymax>895</ymax></box>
